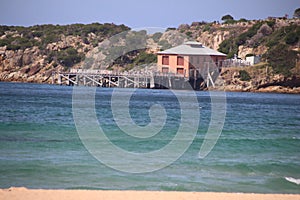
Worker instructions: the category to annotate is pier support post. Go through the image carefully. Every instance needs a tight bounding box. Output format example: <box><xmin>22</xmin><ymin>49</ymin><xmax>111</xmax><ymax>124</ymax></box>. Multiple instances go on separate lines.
<box><xmin>58</xmin><ymin>74</ymin><xmax>62</xmax><ymax>85</ymax></box>
<box><xmin>76</xmin><ymin>75</ymin><xmax>79</xmax><ymax>86</ymax></box>
<box><xmin>52</xmin><ymin>72</ymin><xmax>55</xmax><ymax>85</ymax></box>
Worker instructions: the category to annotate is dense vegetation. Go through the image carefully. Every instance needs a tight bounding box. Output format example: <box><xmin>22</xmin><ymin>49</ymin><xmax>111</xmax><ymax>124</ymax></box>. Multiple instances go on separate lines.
<box><xmin>239</xmin><ymin>70</ymin><xmax>251</xmax><ymax>81</ymax></box>
<box><xmin>0</xmin><ymin>23</ymin><xmax>130</xmax><ymax>68</ymax></box>
<box><xmin>102</xmin><ymin>30</ymin><xmax>156</xmax><ymax>69</ymax></box>
<box><xmin>218</xmin><ymin>21</ymin><xmax>265</xmax><ymax>58</ymax></box>
<box><xmin>218</xmin><ymin>21</ymin><xmax>299</xmax><ymax>76</ymax></box>
<box><xmin>0</xmin><ymin>23</ymin><xmax>129</xmax><ymax>50</ymax></box>
<box><xmin>46</xmin><ymin>47</ymin><xmax>85</xmax><ymax>69</ymax></box>
<box><xmin>263</xmin><ymin>43</ymin><xmax>298</xmax><ymax>76</ymax></box>
<box><xmin>294</xmin><ymin>8</ymin><xmax>300</xmax><ymax>18</ymax></box>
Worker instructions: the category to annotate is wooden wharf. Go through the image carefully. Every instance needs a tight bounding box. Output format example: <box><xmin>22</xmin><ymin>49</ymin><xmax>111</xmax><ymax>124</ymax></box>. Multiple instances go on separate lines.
<box><xmin>52</xmin><ymin>70</ymin><xmax>194</xmax><ymax>90</ymax></box>
<box><xmin>52</xmin><ymin>65</ymin><xmax>219</xmax><ymax>90</ymax></box>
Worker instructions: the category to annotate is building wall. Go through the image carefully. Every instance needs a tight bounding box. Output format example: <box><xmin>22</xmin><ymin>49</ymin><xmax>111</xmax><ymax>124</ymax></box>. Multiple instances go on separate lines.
<box><xmin>246</xmin><ymin>56</ymin><xmax>261</xmax><ymax>66</ymax></box>
<box><xmin>157</xmin><ymin>54</ymin><xmax>162</xmax><ymax>68</ymax></box>
<box><xmin>157</xmin><ymin>54</ymin><xmax>226</xmax><ymax>78</ymax></box>
<box><xmin>157</xmin><ymin>54</ymin><xmax>189</xmax><ymax>77</ymax></box>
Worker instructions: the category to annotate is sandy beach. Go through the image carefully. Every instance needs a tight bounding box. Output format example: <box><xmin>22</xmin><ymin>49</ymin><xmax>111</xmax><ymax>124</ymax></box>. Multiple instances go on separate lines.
<box><xmin>0</xmin><ymin>187</ymin><xmax>299</xmax><ymax>200</ymax></box>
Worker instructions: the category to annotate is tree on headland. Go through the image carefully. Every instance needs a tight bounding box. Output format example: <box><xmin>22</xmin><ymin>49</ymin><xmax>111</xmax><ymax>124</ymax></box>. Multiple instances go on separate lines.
<box><xmin>221</xmin><ymin>14</ymin><xmax>234</xmax><ymax>21</ymax></box>
<box><xmin>264</xmin><ymin>43</ymin><xmax>298</xmax><ymax>76</ymax></box>
<box><xmin>293</xmin><ymin>8</ymin><xmax>300</xmax><ymax>18</ymax></box>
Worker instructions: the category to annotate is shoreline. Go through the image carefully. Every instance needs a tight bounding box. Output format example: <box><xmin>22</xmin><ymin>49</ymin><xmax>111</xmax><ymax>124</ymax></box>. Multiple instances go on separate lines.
<box><xmin>208</xmin><ymin>85</ymin><xmax>300</xmax><ymax>94</ymax></box>
<box><xmin>1</xmin><ymin>81</ymin><xmax>300</xmax><ymax>94</ymax></box>
<box><xmin>1</xmin><ymin>188</ymin><xmax>300</xmax><ymax>200</ymax></box>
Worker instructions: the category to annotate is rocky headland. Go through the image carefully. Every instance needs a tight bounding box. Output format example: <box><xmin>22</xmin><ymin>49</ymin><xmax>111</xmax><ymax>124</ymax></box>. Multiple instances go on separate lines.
<box><xmin>0</xmin><ymin>18</ymin><xmax>299</xmax><ymax>93</ymax></box>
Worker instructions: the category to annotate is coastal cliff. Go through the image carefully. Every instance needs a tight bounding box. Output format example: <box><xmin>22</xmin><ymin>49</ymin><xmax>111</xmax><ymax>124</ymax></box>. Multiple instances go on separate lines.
<box><xmin>213</xmin><ymin>65</ymin><xmax>300</xmax><ymax>93</ymax></box>
<box><xmin>0</xmin><ymin>18</ymin><xmax>299</xmax><ymax>93</ymax></box>
<box><xmin>0</xmin><ymin>23</ymin><xmax>130</xmax><ymax>83</ymax></box>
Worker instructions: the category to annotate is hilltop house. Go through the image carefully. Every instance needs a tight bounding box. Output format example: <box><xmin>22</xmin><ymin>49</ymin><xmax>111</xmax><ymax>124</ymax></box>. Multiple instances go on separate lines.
<box><xmin>157</xmin><ymin>41</ymin><xmax>226</xmax><ymax>78</ymax></box>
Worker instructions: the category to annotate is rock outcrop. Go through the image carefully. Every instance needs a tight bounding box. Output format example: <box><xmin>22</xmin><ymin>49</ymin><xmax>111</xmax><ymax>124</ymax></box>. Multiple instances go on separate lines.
<box><xmin>212</xmin><ymin>65</ymin><xmax>300</xmax><ymax>93</ymax></box>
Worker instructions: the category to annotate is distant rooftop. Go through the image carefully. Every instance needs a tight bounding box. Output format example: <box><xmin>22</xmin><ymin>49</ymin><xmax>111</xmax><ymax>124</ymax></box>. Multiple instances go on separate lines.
<box><xmin>157</xmin><ymin>41</ymin><xmax>226</xmax><ymax>56</ymax></box>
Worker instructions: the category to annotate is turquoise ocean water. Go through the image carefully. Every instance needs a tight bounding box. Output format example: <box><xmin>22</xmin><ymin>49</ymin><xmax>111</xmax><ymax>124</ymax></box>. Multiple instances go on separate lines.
<box><xmin>0</xmin><ymin>82</ymin><xmax>299</xmax><ymax>193</ymax></box>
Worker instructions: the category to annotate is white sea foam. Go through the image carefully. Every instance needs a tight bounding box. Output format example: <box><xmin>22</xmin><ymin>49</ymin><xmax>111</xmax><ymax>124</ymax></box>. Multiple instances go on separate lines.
<box><xmin>285</xmin><ymin>177</ymin><xmax>300</xmax><ymax>185</ymax></box>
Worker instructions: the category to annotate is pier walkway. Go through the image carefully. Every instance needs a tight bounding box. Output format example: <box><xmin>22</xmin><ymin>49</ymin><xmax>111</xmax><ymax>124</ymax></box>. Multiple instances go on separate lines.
<box><xmin>52</xmin><ymin>69</ymin><xmax>192</xmax><ymax>90</ymax></box>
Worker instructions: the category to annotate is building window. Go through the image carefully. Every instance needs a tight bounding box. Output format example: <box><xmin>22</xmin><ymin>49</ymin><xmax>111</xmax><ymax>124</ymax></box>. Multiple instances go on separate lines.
<box><xmin>197</xmin><ymin>56</ymin><xmax>200</xmax><ymax>64</ymax></box>
<box><xmin>177</xmin><ymin>68</ymin><xmax>184</xmax><ymax>75</ymax></box>
<box><xmin>162</xmin><ymin>56</ymin><xmax>169</xmax><ymax>65</ymax></box>
<box><xmin>177</xmin><ymin>56</ymin><xmax>184</xmax><ymax>66</ymax></box>
<box><xmin>162</xmin><ymin>67</ymin><xmax>169</xmax><ymax>73</ymax></box>
<box><xmin>215</xmin><ymin>57</ymin><xmax>219</xmax><ymax>66</ymax></box>
<box><xmin>190</xmin><ymin>56</ymin><xmax>194</xmax><ymax>63</ymax></box>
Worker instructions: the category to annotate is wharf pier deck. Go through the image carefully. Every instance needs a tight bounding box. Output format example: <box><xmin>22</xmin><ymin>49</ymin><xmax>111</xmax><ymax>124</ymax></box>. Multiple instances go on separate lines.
<box><xmin>52</xmin><ymin>66</ymin><xmax>219</xmax><ymax>90</ymax></box>
<box><xmin>52</xmin><ymin>70</ymin><xmax>194</xmax><ymax>90</ymax></box>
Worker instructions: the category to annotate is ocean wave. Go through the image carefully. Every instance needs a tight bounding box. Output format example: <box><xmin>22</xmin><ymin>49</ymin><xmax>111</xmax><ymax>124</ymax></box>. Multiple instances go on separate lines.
<box><xmin>285</xmin><ymin>177</ymin><xmax>300</xmax><ymax>185</ymax></box>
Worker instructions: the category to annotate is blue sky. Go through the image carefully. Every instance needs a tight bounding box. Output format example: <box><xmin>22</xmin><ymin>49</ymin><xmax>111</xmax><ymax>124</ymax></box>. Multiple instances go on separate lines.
<box><xmin>0</xmin><ymin>0</ymin><xmax>299</xmax><ymax>28</ymax></box>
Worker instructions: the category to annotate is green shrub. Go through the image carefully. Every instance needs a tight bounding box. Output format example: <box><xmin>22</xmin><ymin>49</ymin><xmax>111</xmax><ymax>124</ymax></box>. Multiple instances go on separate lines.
<box><xmin>60</xmin><ymin>47</ymin><xmax>84</xmax><ymax>67</ymax></box>
<box><xmin>6</xmin><ymin>44</ymin><xmax>21</xmax><ymax>51</ymax></box>
<box><xmin>158</xmin><ymin>40</ymin><xmax>172</xmax><ymax>50</ymax></box>
<box><xmin>0</xmin><ymin>36</ymin><xmax>39</xmax><ymax>50</ymax></box>
<box><xmin>218</xmin><ymin>39</ymin><xmax>238</xmax><ymax>58</ymax></box>
<box><xmin>285</xmin><ymin>32</ymin><xmax>299</xmax><ymax>45</ymax></box>
<box><xmin>151</xmin><ymin>32</ymin><xmax>163</xmax><ymax>43</ymax></box>
<box><xmin>203</xmin><ymin>24</ymin><xmax>211</xmax><ymax>32</ymax></box>
<box><xmin>221</xmin><ymin>14</ymin><xmax>234</xmax><ymax>21</ymax></box>
<box><xmin>186</xmin><ymin>31</ymin><xmax>193</xmax><ymax>38</ymax></box>
<box><xmin>266</xmin><ymin>40</ymin><xmax>277</xmax><ymax>48</ymax></box>
<box><xmin>264</xmin><ymin>43</ymin><xmax>297</xmax><ymax>76</ymax></box>
<box><xmin>293</xmin><ymin>7</ymin><xmax>300</xmax><ymax>18</ymax></box>
<box><xmin>236</xmin><ymin>22</ymin><xmax>263</xmax><ymax>46</ymax></box>
<box><xmin>266</xmin><ymin>24</ymin><xmax>299</xmax><ymax>48</ymax></box>
<box><xmin>0</xmin><ymin>23</ymin><xmax>130</xmax><ymax>51</ymax></box>
<box><xmin>239</xmin><ymin>70</ymin><xmax>251</xmax><ymax>81</ymax></box>
<box><xmin>0</xmin><ymin>25</ymin><xmax>9</xmax><ymax>35</ymax></box>
<box><xmin>0</xmin><ymin>38</ymin><xmax>9</xmax><ymax>47</ymax></box>
<box><xmin>32</xmin><ymin>31</ymin><xmax>43</xmax><ymax>37</ymax></box>
<box><xmin>224</xmin><ymin>19</ymin><xmax>237</xmax><ymax>24</ymax></box>
<box><xmin>226</xmin><ymin>51</ymin><xmax>237</xmax><ymax>59</ymax></box>
<box><xmin>42</xmin><ymin>34</ymin><xmax>60</xmax><ymax>44</ymax></box>
<box><xmin>166</xmin><ymin>27</ymin><xmax>176</xmax><ymax>31</ymax></box>
<box><xmin>52</xmin><ymin>62</ymin><xmax>57</xmax><ymax>67</ymax></box>
<box><xmin>218</xmin><ymin>22</ymin><xmax>264</xmax><ymax>57</ymax></box>
<box><xmin>133</xmin><ymin>52</ymin><xmax>157</xmax><ymax>65</ymax></box>
<box><xmin>238</xmin><ymin>18</ymin><xmax>248</xmax><ymax>22</ymax></box>
<box><xmin>266</xmin><ymin>20</ymin><xmax>276</xmax><ymax>28</ymax></box>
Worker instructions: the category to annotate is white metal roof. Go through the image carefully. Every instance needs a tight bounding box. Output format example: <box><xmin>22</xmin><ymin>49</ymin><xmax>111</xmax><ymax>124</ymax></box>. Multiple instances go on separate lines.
<box><xmin>157</xmin><ymin>41</ymin><xmax>226</xmax><ymax>56</ymax></box>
